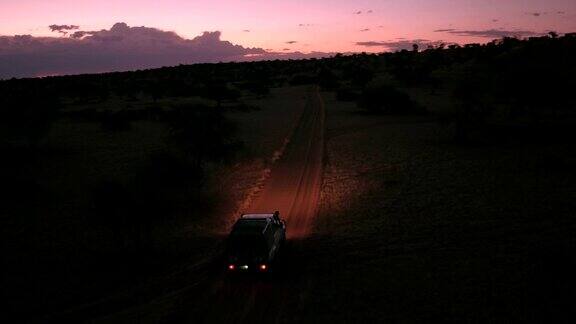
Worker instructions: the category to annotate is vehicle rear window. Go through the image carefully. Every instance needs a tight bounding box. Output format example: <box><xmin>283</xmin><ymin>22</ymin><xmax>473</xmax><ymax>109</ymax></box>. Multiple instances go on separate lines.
<box><xmin>228</xmin><ymin>235</ymin><xmax>266</xmax><ymax>254</ymax></box>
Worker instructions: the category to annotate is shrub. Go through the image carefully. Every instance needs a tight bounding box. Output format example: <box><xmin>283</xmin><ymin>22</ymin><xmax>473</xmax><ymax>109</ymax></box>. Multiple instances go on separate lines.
<box><xmin>0</xmin><ymin>89</ymin><xmax>60</xmax><ymax>148</ymax></box>
<box><xmin>318</xmin><ymin>68</ymin><xmax>341</xmax><ymax>90</ymax></box>
<box><xmin>100</xmin><ymin>111</ymin><xmax>132</xmax><ymax>131</ymax></box>
<box><xmin>89</xmin><ymin>151</ymin><xmax>204</xmax><ymax>250</ymax></box>
<box><xmin>289</xmin><ymin>73</ymin><xmax>317</xmax><ymax>85</ymax></box>
<box><xmin>167</xmin><ymin>104</ymin><xmax>244</xmax><ymax>167</ymax></box>
<box><xmin>357</xmin><ymin>83</ymin><xmax>425</xmax><ymax>115</ymax></box>
<box><xmin>335</xmin><ymin>87</ymin><xmax>360</xmax><ymax>102</ymax></box>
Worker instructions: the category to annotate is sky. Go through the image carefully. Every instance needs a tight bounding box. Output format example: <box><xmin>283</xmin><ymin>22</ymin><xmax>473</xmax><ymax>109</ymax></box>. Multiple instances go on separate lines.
<box><xmin>1</xmin><ymin>0</ymin><xmax>575</xmax><ymax>78</ymax></box>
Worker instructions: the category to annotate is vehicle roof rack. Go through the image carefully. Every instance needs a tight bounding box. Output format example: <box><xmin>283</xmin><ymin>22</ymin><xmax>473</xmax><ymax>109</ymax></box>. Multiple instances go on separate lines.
<box><xmin>241</xmin><ymin>213</ymin><xmax>274</xmax><ymax>219</ymax></box>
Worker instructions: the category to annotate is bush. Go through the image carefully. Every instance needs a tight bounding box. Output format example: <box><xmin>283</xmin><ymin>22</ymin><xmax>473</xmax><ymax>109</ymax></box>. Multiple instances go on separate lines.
<box><xmin>289</xmin><ymin>73</ymin><xmax>317</xmax><ymax>85</ymax></box>
<box><xmin>167</xmin><ymin>104</ymin><xmax>244</xmax><ymax>167</ymax></box>
<box><xmin>200</xmin><ymin>83</ymin><xmax>241</xmax><ymax>106</ymax></box>
<box><xmin>357</xmin><ymin>83</ymin><xmax>425</xmax><ymax>115</ymax></box>
<box><xmin>318</xmin><ymin>68</ymin><xmax>341</xmax><ymax>90</ymax></box>
<box><xmin>100</xmin><ymin>111</ymin><xmax>132</xmax><ymax>131</ymax></box>
<box><xmin>336</xmin><ymin>87</ymin><xmax>361</xmax><ymax>102</ymax></box>
<box><xmin>0</xmin><ymin>89</ymin><xmax>60</xmax><ymax>148</ymax></box>
<box><xmin>88</xmin><ymin>151</ymin><xmax>204</xmax><ymax>250</ymax></box>
<box><xmin>238</xmin><ymin>81</ymin><xmax>271</xmax><ymax>96</ymax></box>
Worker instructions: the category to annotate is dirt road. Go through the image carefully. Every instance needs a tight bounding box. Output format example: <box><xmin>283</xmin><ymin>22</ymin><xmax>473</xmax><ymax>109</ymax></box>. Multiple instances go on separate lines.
<box><xmin>61</xmin><ymin>85</ymin><xmax>326</xmax><ymax>324</ymax></box>
<box><xmin>185</xmin><ymin>85</ymin><xmax>325</xmax><ymax>323</ymax></box>
<box><xmin>249</xmin><ymin>86</ymin><xmax>325</xmax><ymax>237</ymax></box>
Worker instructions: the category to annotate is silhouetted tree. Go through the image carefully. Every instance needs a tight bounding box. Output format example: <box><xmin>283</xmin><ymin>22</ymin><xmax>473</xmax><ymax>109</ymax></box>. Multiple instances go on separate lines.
<box><xmin>167</xmin><ymin>104</ymin><xmax>243</xmax><ymax>169</ymax></box>
<box><xmin>357</xmin><ymin>82</ymin><xmax>424</xmax><ymax>115</ymax></box>
<box><xmin>0</xmin><ymin>88</ymin><xmax>60</xmax><ymax>148</ymax></box>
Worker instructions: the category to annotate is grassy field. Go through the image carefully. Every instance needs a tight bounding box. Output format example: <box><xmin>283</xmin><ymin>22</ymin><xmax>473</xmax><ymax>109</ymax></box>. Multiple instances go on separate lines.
<box><xmin>2</xmin><ymin>85</ymin><xmax>308</xmax><ymax>320</ymax></box>
<box><xmin>281</xmin><ymin>90</ymin><xmax>576</xmax><ymax>323</ymax></box>
<box><xmin>3</xmin><ymin>34</ymin><xmax>575</xmax><ymax>322</ymax></box>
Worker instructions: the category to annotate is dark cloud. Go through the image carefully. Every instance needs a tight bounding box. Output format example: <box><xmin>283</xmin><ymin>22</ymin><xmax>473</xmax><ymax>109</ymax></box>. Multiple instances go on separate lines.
<box><xmin>355</xmin><ymin>11</ymin><xmax>362</xmax><ymax>14</ymax></box>
<box><xmin>557</xmin><ymin>11</ymin><xmax>565</xmax><ymax>14</ymax></box>
<box><xmin>356</xmin><ymin>41</ymin><xmax>387</xmax><ymax>47</ymax></box>
<box><xmin>298</xmin><ymin>23</ymin><xmax>313</xmax><ymax>27</ymax></box>
<box><xmin>49</xmin><ymin>24</ymin><xmax>79</xmax><ymax>32</ymax></box>
<box><xmin>282</xmin><ymin>48</ymin><xmax>290</xmax><ymax>51</ymax></box>
<box><xmin>0</xmin><ymin>22</ymin><xmax>341</xmax><ymax>79</ymax></box>
<box><xmin>0</xmin><ymin>22</ymin><xmax>269</xmax><ymax>78</ymax></box>
<box><xmin>360</xmin><ymin>29</ymin><xmax>370</xmax><ymax>32</ymax></box>
<box><xmin>243</xmin><ymin>29</ymin><xmax>250</xmax><ymax>32</ymax></box>
<box><xmin>367</xmin><ymin>10</ymin><xmax>373</xmax><ymax>13</ymax></box>
<box><xmin>492</xmin><ymin>19</ymin><xmax>499</xmax><ymax>22</ymax></box>
<box><xmin>286</xmin><ymin>41</ymin><xmax>298</xmax><ymax>44</ymax></box>
<box><xmin>435</xmin><ymin>28</ymin><xmax>541</xmax><ymax>38</ymax></box>
<box><xmin>49</xmin><ymin>24</ymin><xmax>79</xmax><ymax>36</ymax></box>
<box><xmin>253</xmin><ymin>51</ymin><xmax>335</xmax><ymax>60</ymax></box>
<box><xmin>70</xmin><ymin>30</ymin><xmax>92</xmax><ymax>39</ymax></box>
<box><xmin>356</xmin><ymin>39</ymin><xmax>446</xmax><ymax>51</ymax></box>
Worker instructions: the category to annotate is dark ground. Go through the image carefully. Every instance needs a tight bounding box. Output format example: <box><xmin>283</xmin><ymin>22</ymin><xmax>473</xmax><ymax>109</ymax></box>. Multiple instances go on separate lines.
<box><xmin>1</xmin><ymin>34</ymin><xmax>576</xmax><ymax>323</ymax></box>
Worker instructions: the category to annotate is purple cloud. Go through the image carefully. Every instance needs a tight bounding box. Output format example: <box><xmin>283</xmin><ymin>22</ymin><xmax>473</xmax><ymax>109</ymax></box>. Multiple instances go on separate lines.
<box><xmin>360</xmin><ymin>28</ymin><xmax>370</xmax><ymax>32</ymax></box>
<box><xmin>434</xmin><ymin>28</ymin><xmax>541</xmax><ymax>38</ymax></box>
<box><xmin>49</xmin><ymin>24</ymin><xmax>79</xmax><ymax>32</ymax></box>
<box><xmin>48</xmin><ymin>24</ymin><xmax>79</xmax><ymax>36</ymax></box>
<box><xmin>0</xmin><ymin>23</ymin><xmax>271</xmax><ymax>78</ymax></box>
<box><xmin>286</xmin><ymin>40</ymin><xmax>298</xmax><ymax>44</ymax></box>
<box><xmin>356</xmin><ymin>41</ymin><xmax>388</xmax><ymax>47</ymax></box>
<box><xmin>69</xmin><ymin>30</ymin><xmax>92</xmax><ymax>39</ymax></box>
<box><xmin>253</xmin><ymin>51</ymin><xmax>334</xmax><ymax>60</ymax></box>
<box><xmin>0</xmin><ymin>23</ymin><xmax>340</xmax><ymax>79</ymax></box>
<box><xmin>526</xmin><ymin>11</ymin><xmax>550</xmax><ymax>17</ymax></box>
<box><xmin>356</xmin><ymin>39</ymin><xmax>447</xmax><ymax>51</ymax></box>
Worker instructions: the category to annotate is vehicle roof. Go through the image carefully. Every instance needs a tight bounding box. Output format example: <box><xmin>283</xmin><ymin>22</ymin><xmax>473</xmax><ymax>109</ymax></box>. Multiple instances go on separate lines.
<box><xmin>241</xmin><ymin>213</ymin><xmax>275</xmax><ymax>219</ymax></box>
<box><xmin>231</xmin><ymin>218</ymin><xmax>270</xmax><ymax>235</ymax></box>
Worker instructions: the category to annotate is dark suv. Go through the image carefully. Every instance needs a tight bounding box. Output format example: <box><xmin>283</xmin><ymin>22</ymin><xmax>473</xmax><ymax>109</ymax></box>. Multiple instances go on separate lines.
<box><xmin>226</xmin><ymin>211</ymin><xmax>286</xmax><ymax>272</ymax></box>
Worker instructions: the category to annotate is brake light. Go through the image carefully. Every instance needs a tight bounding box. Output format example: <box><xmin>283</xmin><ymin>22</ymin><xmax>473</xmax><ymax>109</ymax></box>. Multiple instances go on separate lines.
<box><xmin>260</xmin><ymin>264</ymin><xmax>267</xmax><ymax>271</ymax></box>
<box><xmin>228</xmin><ymin>264</ymin><xmax>235</xmax><ymax>270</ymax></box>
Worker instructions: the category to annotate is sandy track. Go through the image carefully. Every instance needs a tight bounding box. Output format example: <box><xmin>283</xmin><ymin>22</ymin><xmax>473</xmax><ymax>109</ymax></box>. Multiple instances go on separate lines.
<box><xmin>60</xmin><ymin>86</ymin><xmax>326</xmax><ymax>324</ymax></box>
<box><xmin>187</xmin><ymin>86</ymin><xmax>326</xmax><ymax>323</ymax></box>
<box><xmin>250</xmin><ymin>86</ymin><xmax>325</xmax><ymax>237</ymax></box>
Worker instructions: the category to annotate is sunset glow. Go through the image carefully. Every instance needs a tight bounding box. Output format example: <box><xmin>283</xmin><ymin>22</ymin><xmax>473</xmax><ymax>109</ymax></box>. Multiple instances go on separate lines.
<box><xmin>1</xmin><ymin>0</ymin><xmax>575</xmax><ymax>78</ymax></box>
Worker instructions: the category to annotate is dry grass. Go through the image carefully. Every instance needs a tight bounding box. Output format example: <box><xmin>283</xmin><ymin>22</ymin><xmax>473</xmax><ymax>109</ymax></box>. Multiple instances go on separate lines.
<box><xmin>5</xmin><ymin>86</ymin><xmax>309</xmax><ymax>320</ymax></box>
<box><xmin>283</xmin><ymin>91</ymin><xmax>576</xmax><ymax>323</ymax></box>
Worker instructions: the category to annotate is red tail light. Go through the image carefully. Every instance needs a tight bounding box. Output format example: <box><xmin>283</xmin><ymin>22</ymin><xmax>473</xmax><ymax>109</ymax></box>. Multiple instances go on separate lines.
<box><xmin>259</xmin><ymin>264</ymin><xmax>267</xmax><ymax>271</ymax></box>
<box><xmin>228</xmin><ymin>264</ymin><xmax>235</xmax><ymax>270</ymax></box>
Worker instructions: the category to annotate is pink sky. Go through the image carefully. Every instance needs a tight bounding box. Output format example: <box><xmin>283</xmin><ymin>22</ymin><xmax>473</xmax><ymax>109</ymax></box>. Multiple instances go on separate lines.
<box><xmin>2</xmin><ymin>0</ymin><xmax>575</xmax><ymax>52</ymax></box>
<box><xmin>1</xmin><ymin>0</ymin><xmax>575</xmax><ymax>78</ymax></box>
